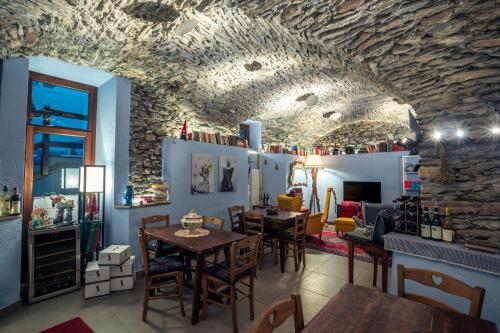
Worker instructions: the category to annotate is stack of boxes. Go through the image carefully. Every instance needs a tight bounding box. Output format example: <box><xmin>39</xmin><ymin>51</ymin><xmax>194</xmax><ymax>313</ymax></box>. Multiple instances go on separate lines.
<box><xmin>84</xmin><ymin>245</ymin><xmax>135</xmax><ymax>299</ymax></box>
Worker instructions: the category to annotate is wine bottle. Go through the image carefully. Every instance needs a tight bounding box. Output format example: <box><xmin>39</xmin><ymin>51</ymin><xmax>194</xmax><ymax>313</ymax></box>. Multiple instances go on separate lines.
<box><xmin>420</xmin><ymin>207</ymin><xmax>431</xmax><ymax>239</ymax></box>
<box><xmin>442</xmin><ymin>207</ymin><xmax>454</xmax><ymax>243</ymax></box>
<box><xmin>10</xmin><ymin>186</ymin><xmax>21</xmax><ymax>215</ymax></box>
<box><xmin>2</xmin><ymin>186</ymin><xmax>11</xmax><ymax>216</ymax></box>
<box><xmin>431</xmin><ymin>207</ymin><xmax>442</xmax><ymax>241</ymax></box>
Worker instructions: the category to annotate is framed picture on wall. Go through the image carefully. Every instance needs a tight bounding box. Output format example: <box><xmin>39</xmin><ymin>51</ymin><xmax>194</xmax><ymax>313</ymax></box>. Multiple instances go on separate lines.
<box><xmin>191</xmin><ymin>154</ymin><xmax>214</xmax><ymax>194</ymax></box>
<box><xmin>219</xmin><ymin>155</ymin><xmax>237</xmax><ymax>192</ymax></box>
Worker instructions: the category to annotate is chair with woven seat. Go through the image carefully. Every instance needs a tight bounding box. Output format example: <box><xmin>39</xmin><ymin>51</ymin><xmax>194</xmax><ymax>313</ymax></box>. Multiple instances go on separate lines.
<box><xmin>279</xmin><ymin>214</ymin><xmax>308</xmax><ymax>272</ymax></box>
<box><xmin>138</xmin><ymin>227</ymin><xmax>185</xmax><ymax>321</ymax></box>
<box><xmin>397</xmin><ymin>264</ymin><xmax>485</xmax><ymax>318</ymax></box>
<box><xmin>228</xmin><ymin>205</ymin><xmax>245</xmax><ymax>233</ymax></box>
<box><xmin>243</xmin><ymin>212</ymin><xmax>277</xmax><ymax>269</ymax></box>
<box><xmin>250</xmin><ymin>293</ymin><xmax>304</xmax><ymax>333</ymax></box>
<box><xmin>141</xmin><ymin>215</ymin><xmax>178</xmax><ymax>257</ymax></box>
<box><xmin>202</xmin><ymin>233</ymin><xmax>262</xmax><ymax>333</ymax></box>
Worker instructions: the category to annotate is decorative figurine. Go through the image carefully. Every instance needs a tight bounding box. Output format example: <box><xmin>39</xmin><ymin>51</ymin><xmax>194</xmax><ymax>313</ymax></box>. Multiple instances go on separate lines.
<box><xmin>123</xmin><ymin>184</ymin><xmax>134</xmax><ymax>206</ymax></box>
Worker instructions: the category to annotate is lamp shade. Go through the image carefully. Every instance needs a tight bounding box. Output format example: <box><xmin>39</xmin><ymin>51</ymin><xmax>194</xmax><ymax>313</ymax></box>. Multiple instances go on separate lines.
<box><xmin>61</xmin><ymin>168</ymin><xmax>80</xmax><ymax>189</ymax></box>
<box><xmin>304</xmin><ymin>154</ymin><xmax>324</xmax><ymax>168</ymax></box>
<box><xmin>79</xmin><ymin>165</ymin><xmax>105</xmax><ymax>193</ymax></box>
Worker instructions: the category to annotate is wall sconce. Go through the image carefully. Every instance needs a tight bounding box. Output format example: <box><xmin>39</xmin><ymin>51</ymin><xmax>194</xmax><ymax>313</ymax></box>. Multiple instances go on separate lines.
<box><xmin>491</xmin><ymin>126</ymin><xmax>500</xmax><ymax>135</ymax></box>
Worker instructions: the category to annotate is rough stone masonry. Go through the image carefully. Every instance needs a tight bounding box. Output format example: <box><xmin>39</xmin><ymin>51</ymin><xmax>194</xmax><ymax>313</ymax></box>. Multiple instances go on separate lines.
<box><xmin>0</xmin><ymin>0</ymin><xmax>498</xmax><ymax>243</ymax></box>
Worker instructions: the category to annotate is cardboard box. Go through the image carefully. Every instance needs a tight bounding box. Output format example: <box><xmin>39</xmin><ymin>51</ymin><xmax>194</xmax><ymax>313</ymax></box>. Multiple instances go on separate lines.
<box><xmin>98</xmin><ymin>245</ymin><xmax>131</xmax><ymax>266</ymax></box>
<box><xmin>85</xmin><ymin>261</ymin><xmax>110</xmax><ymax>284</ymax></box>
<box><xmin>85</xmin><ymin>280</ymin><xmax>110</xmax><ymax>299</ymax></box>
<box><xmin>110</xmin><ymin>276</ymin><xmax>135</xmax><ymax>292</ymax></box>
<box><xmin>110</xmin><ymin>256</ymin><xmax>135</xmax><ymax>278</ymax></box>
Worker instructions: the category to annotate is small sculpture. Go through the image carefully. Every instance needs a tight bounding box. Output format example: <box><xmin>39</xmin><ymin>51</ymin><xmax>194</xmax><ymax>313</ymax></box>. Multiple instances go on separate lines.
<box><xmin>123</xmin><ymin>184</ymin><xmax>134</xmax><ymax>206</ymax></box>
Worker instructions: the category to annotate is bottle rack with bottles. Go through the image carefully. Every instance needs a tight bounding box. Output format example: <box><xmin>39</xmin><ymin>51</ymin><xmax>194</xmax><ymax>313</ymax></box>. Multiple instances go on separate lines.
<box><xmin>393</xmin><ymin>196</ymin><xmax>421</xmax><ymax>236</ymax></box>
<box><xmin>28</xmin><ymin>224</ymin><xmax>81</xmax><ymax>303</ymax></box>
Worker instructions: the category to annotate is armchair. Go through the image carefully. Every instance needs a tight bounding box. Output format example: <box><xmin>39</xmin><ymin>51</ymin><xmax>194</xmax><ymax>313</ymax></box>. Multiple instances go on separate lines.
<box><xmin>305</xmin><ymin>213</ymin><xmax>324</xmax><ymax>239</ymax></box>
<box><xmin>277</xmin><ymin>194</ymin><xmax>303</xmax><ymax>212</ymax></box>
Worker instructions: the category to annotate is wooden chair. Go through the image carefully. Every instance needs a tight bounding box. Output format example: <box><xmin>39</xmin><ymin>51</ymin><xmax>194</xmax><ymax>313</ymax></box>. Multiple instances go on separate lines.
<box><xmin>204</xmin><ymin>216</ymin><xmax>225</xmax><ymax>264</ymax></box>
<box><xmin>280</xmin><ymin>214</ymin><xmax>308</xmax><ymax>272</ymax></box>
<box><xmin>228</xmin><ymin>205</ymin><xmax>245</xmax><ymax>233</ymax></box>
<box><xmin>140</xmin><ymin>215</ymin><xmax>178</xmax><ymax>257</ymax></box>
<box><xmin>202</xmin><ymin>233</ymin><xmax>262</xmax><ymax>333</ymax></box>
<box><xmin>397</xmin><ymin>264</ymin><xmax>485</xmax><ymax>317</ymax></box>
<box><xmin>250</xmin><ymin>293</ymin><xmax>304</xmax><ymax>333</ymax></box>
<box><xmin>138</xmin><ymin>227</ymin><xmax>185</xmax><ymax>321</ymax></box>
<box><xmin>243</xmin><ymin>212</ymin><xmax>277</xmax><ymax>269</ymax></box>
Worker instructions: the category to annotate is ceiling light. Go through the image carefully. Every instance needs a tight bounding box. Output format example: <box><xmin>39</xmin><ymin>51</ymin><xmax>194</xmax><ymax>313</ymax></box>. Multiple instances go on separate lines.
<box><xmin>432</xmin><ymin>131</ymin><xmax>442</xmax><ymax>141</ymax></box>
<box><xmin>172</xmin><ymin>19</ymin><xmax>198</xmax><ymax>36</ymax></box>
<box><xmin>455</xmin><ymin>129</ymin><xmax>465</xmax><ymax>138</ymax></box>
<box><xmin>305</xmin><ymin>94</ymin><xmax>319</xmax><ymax>106</ymax></box>
<box><xmin>243</xmin><ymin>61</ymin><xmax>262</xmax><ymax>71</ymax></box>
<box><xmin>401</xmin><ymin>138</ymin><xmax>408</xmax><ymax>144</ymax></box>
<box><xmin>491</xmin><ymin>126</ymin><xmax>500</xmax><ymax>135</ymax></box>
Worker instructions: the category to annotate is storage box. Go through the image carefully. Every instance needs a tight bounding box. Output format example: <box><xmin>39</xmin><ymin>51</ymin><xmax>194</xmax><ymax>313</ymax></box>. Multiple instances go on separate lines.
<box><xmin>110</xmin><ymin>256</ymin><xmax>135</xmax><ymax>278</ymax></box>
<box><xmin>110</xmin><ymin>276</ymin><xmax>135</xmax><ymax>292</ymax></box>
<box><xmin>85</xmin><ymin>280</ymin><xmax>110</xmax><ymax>299</ymax></box>
<box><xmin>98</xmin><ymin>245</ymin><xmax>131</xmax><ymax>266</ymax></box>
<box><xmin>85</xmin><ymin>261</ymin><xmax>110</xmax><ymax>284</ymax></box>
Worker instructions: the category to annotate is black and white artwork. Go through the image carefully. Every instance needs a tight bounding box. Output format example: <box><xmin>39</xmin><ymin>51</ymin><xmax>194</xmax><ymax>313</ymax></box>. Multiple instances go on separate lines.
<box><xmin>191</xmin><ymin>154</ymin><xmax>214</xmax><ymax>194</ymax></box>
<box><xmin>219</xmin><ymin>155</ymin><xmax>237</xmax><ymax>192</ymax></box>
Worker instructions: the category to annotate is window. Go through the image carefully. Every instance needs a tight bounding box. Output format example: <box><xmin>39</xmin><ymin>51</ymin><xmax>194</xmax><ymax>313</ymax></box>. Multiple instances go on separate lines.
<box><xmin>24</xmin><ymin>72</ymin><xmax>97</xmax><ymax>225</ymax></box>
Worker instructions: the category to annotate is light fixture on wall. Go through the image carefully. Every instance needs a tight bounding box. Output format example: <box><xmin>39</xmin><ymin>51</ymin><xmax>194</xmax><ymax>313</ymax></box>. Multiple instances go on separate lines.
<box><xmin>455</xmin><ymin>129</ymin><xmax>465</xmax><ymax>138</ymax></box>
<box><xmin>79</xmin><ymin>165</ymin><xmax>106</xmax><ymax>263</ymax></box>
<box><xmin>304</xmin><ymin>154</ymin><xmax>324</xmax><ymax>213</ymax></box>
<box><xmin>491</xmin><ymin>126</ymin><xmax>500</xmax><ymax>135</ymax></box>
<box><xmin>432</xmin><ymin>130</ymin><xmax>442</xmax><ymax>141</ymax></box>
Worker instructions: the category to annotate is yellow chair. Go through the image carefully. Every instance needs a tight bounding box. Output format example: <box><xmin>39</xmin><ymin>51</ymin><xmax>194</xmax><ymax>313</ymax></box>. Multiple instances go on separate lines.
<box><xmin>334</xmin><ymin>217</ymin><xmax>356</xmax><ymax>235</ymax></box>
<box><xmin>277</xmin><ymin>194</ymin><xmax>302</xmax><ymax>212</ymax></box>
<box><xmin>305</xmin><ymin>212</ymin><xmax>324</xmax><ymax>239</ymax></box>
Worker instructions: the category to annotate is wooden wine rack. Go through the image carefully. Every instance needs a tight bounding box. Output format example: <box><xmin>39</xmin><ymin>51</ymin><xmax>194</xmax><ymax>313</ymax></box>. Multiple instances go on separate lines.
<box><xmin>393</xmin><ymin>198</ymin><xmax>421</xmax><ymax>236</ymax></box>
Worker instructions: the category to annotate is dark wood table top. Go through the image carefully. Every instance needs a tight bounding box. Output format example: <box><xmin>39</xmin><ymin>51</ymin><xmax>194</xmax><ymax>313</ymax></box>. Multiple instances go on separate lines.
<box><xmin>302</xmin><ymin>284</ymin><xmax>497</xmax><ymax>333</ymax></box>
<box><xmin>247</xmin><ymin>208</ymin><xmax>302</xmax><ymax>223</ymax></box>
<box><xmin>144</xmin><ymin>225</ymin><xmax>247</xmax><ymax>255</ymax></box>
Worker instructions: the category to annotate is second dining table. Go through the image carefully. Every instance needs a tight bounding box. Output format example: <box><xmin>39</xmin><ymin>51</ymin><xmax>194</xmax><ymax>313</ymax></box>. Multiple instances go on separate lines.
<box><xmin>241</xmin><ymin>208</ymin><xmax>303</xmax><ymax>273</ymax></box>
<box><xmin>143</xmin><ymin>224</ymin><xmax>247</xmax><ymax>325</ymax></box>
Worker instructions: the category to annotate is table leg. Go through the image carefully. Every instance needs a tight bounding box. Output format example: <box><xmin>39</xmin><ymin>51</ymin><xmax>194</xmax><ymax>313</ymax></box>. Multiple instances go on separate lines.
<box><xmin>279</xmin><ymin>226</ymin><xmax>286</xmax><ymax>273</ymax></box>
<box><xmin>348</xmin><ymin>240</ymin><xmax>354</xmax><ymax>284</ymax></box>
<box><xmin>373</xmin><ymin>256</ymin><xmax>378</xmax><ymax>287</ymax></box>
<box><xmin>223</xmin><ymin>247</ymin><xmax>230</xmax><ymax>262</ymax></box>
<box><xmin>381</xmin><ymin>251</ymin><xmax>388</xmax><ymax>293</ymax></box>
<box><xmin>191</xmin><ymin>254</ymin><xmax>205</xmax><ymax>325</ymax></box>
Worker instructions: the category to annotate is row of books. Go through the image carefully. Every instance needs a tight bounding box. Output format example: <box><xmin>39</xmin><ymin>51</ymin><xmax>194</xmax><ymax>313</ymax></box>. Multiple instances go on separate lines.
<box><xmin>366</xmin><ymin>142</ymin><xmax>405</xmax><ymax>153</ymax></box>
<box><xmin>185</xmin><ymin>131</ymin><xmax>248</xmax><ymax>147</ymax></box>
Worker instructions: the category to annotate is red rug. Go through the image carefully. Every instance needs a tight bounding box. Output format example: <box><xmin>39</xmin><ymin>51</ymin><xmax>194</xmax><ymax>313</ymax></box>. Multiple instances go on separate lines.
<box><xmin>306</xmin><ymin>230</ymin><xmax>373</xmax><ymax>262</ymax></box>
<box><xmin>40</xmin><ymin>317</ymin><xmax>94</xmax><ymax>333</ymax></box>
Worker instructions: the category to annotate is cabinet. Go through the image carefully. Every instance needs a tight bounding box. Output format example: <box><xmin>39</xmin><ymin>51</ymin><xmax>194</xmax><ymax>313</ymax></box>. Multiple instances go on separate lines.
<box><xmin>28</xmin><ymin>224</ymin><xmax>81</xmax><ymax>303</ymax></box>
<box><xmin>401</xmin><ymin>155</ymin><xmax>421</xmax><ymax>196</ymax></box>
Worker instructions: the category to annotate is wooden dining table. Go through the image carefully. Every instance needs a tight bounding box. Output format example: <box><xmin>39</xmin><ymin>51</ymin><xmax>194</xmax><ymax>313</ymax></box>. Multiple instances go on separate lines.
<box><xmin>302</xmin><ymin>284</ymin><xmax>497</xmax><ymax>333</ymax></box>
<box><xmin>143</xmin><ymin>225</ymin><xmax>247</xmax><ymax>325</ymax></box>
<box><xmin>241</xmin><ymin>208</ymin><xmax>303</xmax><ymax>273</ymax></box>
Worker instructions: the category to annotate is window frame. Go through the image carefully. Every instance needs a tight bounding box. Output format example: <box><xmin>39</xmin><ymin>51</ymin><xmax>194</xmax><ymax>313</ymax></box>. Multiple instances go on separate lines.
<box><xmin>23</xmin><ymin>72</ymin><xmax>97</xmax><ymax>225</ymax></box>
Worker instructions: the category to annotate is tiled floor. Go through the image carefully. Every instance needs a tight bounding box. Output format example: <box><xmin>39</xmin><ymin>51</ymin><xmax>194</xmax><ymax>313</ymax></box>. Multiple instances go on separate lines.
<box><xmin>0</xmin><ymin>249</ymin><xmax>386</xmax><ymax>333</ymax></box>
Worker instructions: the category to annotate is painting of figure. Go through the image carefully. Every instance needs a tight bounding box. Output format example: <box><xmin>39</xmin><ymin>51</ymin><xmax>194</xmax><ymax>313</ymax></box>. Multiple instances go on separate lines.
<box><xmin>219</xmin><ymin>155</ymin><xmax>237</xmax><ymax>192</ymax></box>
<box><xmin>191</xmin><ymin>154</ymin><xmax>214</xmax><ymax>194</ymax></box>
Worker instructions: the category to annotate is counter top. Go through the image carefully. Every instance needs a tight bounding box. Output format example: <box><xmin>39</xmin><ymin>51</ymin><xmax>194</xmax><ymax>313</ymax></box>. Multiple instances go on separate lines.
<box><xmin>114</xmin><ymin>201</ymin><xmax>170</xmax><ymax>209</ymax></box>
<box><xmin>384</xmin><ymin>232</ymin><xmax>500</xmax><ymax>275</ymax></box>
<box><xmin>0</xmin><ymin>214</ymin><xmax>21</xmax><ymax>222</ymax></box>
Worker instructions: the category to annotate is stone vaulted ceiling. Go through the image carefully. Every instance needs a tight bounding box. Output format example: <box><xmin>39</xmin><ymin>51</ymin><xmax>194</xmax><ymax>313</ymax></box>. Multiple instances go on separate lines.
<box><xmin>0</xmin><ymin>0</ymin><xmax>499</xmax><ymax>147</ymax></box>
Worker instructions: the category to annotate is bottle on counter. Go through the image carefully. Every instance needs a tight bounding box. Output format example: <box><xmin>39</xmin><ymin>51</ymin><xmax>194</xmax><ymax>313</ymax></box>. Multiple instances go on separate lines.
<box><xmin>420</xmin><ymin>207</ymin><xmax>431</xmax><ymax>239</ymax></box>
<box><xmin>442</xmin><ymin>207</ymin><xmax>455</xmax><ymax>243</ymax></box>
<box><xmin>431</xmin><ymin>207</ymin><xmax>442</xmax><ymax>241</ymax></box>
<box><xmin>10</xmin><ymin>186</ymin><xmax>21</xmax><ymax>215</ymax></box>
<box><xmin>2</xmin><ymin>186</ymin><xmax>10</xmax><ymax>216</ymax></box>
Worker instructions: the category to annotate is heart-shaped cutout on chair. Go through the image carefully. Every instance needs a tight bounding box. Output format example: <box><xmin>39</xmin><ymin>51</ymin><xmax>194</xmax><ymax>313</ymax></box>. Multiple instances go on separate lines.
<box><xmin>432</xmin><ymin>274</ymin><xmax>443</xmax><ymax>286</ymax></box>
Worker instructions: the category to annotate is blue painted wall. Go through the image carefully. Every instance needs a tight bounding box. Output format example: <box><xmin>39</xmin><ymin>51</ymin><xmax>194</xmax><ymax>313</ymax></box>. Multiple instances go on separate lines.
<box><xmin>0</xmin><ymin>58</ymin><xmax>29</xmax><ymax>310</ymax></box>
<box><xmin>390</xmin><ymin>252</ymin><xmax>500</xmax><ymax>326</ymax></box>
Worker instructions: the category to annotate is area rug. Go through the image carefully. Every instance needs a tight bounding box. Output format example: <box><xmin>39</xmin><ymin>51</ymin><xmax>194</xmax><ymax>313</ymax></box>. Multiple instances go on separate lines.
<box><xmin>40</xmin><ymin>317</ymin><xmax>94</xmax><ymax>333</ymax></box>
<box><xmin>306</xmin><ymin>229</ymin><xmax>373</xmax><ymax>263</ymax></box>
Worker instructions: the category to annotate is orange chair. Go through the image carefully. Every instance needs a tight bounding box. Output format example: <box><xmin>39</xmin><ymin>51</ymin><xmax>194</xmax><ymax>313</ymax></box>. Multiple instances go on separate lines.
<box><xmin>277</xmin><ymin>194</ymin><xmax>303</xmax><ymax>212</ymax></box>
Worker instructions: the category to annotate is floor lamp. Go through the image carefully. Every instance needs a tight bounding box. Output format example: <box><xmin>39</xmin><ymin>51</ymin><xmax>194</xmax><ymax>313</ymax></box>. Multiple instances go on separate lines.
<box><xmin>305</xmin><ymin>154</ymin><xmax>324</xmax><ymax>213</ymax></box>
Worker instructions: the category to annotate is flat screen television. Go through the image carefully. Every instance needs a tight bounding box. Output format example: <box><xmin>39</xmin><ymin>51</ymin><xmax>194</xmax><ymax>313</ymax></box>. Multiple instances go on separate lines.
<box><xmin>343</xmin><ymin>181</ymin><xmax>381</xmax><ymax>203</ymax></box>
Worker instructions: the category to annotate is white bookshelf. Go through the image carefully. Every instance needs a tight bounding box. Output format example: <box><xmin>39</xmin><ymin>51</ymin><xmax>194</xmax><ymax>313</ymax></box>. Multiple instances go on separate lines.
<box><xmin>402</xmin><ymin>155</ymin><xmax>421</xmax><ymax>196</ymax></box>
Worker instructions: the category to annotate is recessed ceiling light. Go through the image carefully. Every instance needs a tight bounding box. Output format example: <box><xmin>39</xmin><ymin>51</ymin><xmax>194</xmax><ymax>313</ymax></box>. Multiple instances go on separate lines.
<box><xmin>401</xmin><ymin>138</ymin><xmax>408</xmax><ymax>144</ymax></box>
<box><xmin>305</xmin><ymin>94</ymin><xmax>319</xmax><ymax>106</ymax></box>
<box><xmin>172</xmin><ymin>19</ymin><xmax>198</xmax><ymax>36</ymax></box>
<box><xmin>296</xmin><ymin>93</ymin><xmax>314</xmax><ymax>102</ymax></box>
<box><xmin>491</xmin><ymin>126</ymin><xmax>500</xmax><ymax>135</ymax></box>
<box><xmin>432</xmin><ymin>131</ymin><xmax>442</xmax><ymax>141</ymax></box>
<box><xmin>243</xmin><ymin>61</ymin><xmax>262</xmax><ymax>71</ymax></box>
<box><xmin>455</xmin><ymin>129</ymin><xmax>465</xmax><ymax>138</ymax></box>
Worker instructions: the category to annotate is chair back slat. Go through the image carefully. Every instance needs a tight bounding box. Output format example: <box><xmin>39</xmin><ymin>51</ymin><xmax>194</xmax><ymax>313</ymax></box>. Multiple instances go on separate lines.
<box><xmin>141</xmin><ymin>215</ymin><xmax>170</xmax><ymax>229</ymax></box>
<box><xmin>230</xmin><ymin>233</ymin><xmax>261</xmax><ymax>282</ymax></box>
<box><xmin>250</xmin><ymin>293</ymin><xmax>304</xmax><ymax>333</ymax></box>
<box><xmin>243</xmin><ymin>212</ymin><xmax>264</xmax><ymax>236</ymax></box>
<box><xmin>228</xmin><ymin>205</ymin><xmax>245</xmax><ymax>231</ymax></box>
<box><xmin>204</xmin><ymin>216</ymin><xmax>224</xmax><ymax>230</ymax></box>
<box><xmin>397</xmin><ymin>264</ymin><xmax>485</xmax><ymax>317</ymax></box>
<box><xmin>291</xmin><ymin>213</ymin><xmax>308</xmax><ymax>238</ymax></box>
<box><xmin>137</xmin><ymin>227</ymin><xmax>150</xmax><ymax>276</ymax></box>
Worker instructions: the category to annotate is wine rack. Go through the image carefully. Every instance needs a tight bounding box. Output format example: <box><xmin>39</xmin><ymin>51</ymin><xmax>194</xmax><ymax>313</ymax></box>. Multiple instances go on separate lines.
<box><xmin>393</xmin><ymin>196</ymin><xmax>421</xmax><ymax>236</ymax></box>
<box><xmin>28</xmin><ymin>224</ymin><xmax>81</xmax><ymax>303</ymax></box>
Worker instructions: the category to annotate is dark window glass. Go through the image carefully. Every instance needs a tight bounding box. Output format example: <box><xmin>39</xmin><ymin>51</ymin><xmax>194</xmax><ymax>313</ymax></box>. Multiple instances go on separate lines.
<box><xmin>30</xmin><ymin>80</ymin><xmax>90</xmax><ymax>130</ymax></box>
